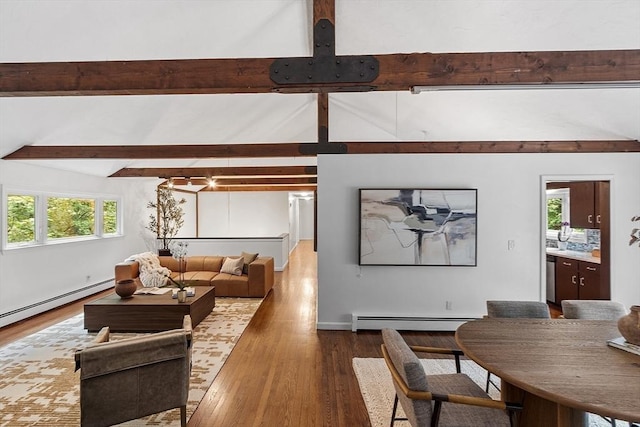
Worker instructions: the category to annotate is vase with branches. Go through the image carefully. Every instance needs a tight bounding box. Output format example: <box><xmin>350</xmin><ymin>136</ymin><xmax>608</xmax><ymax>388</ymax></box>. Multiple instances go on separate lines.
<box><xmin>146</xmin><ymin>186</ymin><xmax>187</xmax><ymax>254</ymax></box>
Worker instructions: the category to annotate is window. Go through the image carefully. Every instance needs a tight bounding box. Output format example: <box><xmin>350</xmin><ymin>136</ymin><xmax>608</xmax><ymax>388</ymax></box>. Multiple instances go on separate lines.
<box><xmin>545</xmin><ymin>188</ymin><xmax>586</xmax><ymax>243</ymax></box>
<box><xmin>7</xmin><ymin>194</ymin><xmax>36</xmax><ymax>245</ymax></box>
<box><xmin>47</xmin><ymin>197</ymin><xmax>95</xmax><ymax>239</ymax></box>
<box><xmin>103</xmin><ymin>200</ymin><xmax>119</xmax><ymax>235</ymax></box>
<box><xmin>3</xmin><ymin>189</ymin><xmax>122</xmax><ymax>250</ymax></box>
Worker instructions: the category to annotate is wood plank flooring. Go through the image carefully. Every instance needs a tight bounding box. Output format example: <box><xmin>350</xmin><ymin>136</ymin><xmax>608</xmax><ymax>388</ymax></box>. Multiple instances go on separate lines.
<box><xmin>0</xmin><ymin>240</ymin><xmax>458</xmax><ymax>426</ymax></box>
<box><xmin>188</xmin><ymin>240</ymin><xmax>458</xmax><ymax>427</ymax></box>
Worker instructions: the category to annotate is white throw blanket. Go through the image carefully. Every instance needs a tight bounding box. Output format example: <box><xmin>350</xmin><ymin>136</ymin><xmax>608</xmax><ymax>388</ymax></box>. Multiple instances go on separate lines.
<box><xmin>126</xmin><ymin>252</ymin><xmax>170</xmax><ymax>287</ymax></box>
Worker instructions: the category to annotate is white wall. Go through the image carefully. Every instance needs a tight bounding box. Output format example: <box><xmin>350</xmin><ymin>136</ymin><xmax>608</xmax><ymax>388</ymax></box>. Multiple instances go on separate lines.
<box><xmin>288</xmin><ymin>195</ymin><xmax>299</xmax><ymax>251</ymax></box>
<box><xmin>299</xmin><ymin>198</ymin><xmax>315</xmax><ymax>240</ymax></box>
<box><xmin>0</xmin><ymin>161</ymin><xmax>156</xmax><ymax>326</ymax></box>
<box><xmin>316</xmin><ymin>153</ymin><xmax>640</xmax><ymax>330</ymax></box>
<box><xmin>175</xmin><ymin>190</ymin><xmax>197</xmax><ymax>238</ymax></box>
<box><xmin>197</xmin><ymin>191</ymin><xmax>290</xmax><ymax>237</ymax></box>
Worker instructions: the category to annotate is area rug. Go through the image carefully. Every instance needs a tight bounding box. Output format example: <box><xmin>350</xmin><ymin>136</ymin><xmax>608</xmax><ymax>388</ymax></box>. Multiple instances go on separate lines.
<box><xmin>352</xmin><ymin>357</ymin><xmax>613</xmax><ymax>427</ymax></box>
<box><xmin>0</xmin><ymin>297</ymin><xmax>263</xmax><ymax>426</ymax></box>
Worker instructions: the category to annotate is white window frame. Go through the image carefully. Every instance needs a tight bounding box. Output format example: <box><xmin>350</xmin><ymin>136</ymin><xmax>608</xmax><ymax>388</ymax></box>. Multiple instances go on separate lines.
<box><xmin>545</xmin><ymin>188</ymin><xmax>586</xmax><ymax>244</ymax></box>
<box><xmin>2</xmin><ymin>186</ymin><xmax>123</xmax><ymax>251</ymax></box>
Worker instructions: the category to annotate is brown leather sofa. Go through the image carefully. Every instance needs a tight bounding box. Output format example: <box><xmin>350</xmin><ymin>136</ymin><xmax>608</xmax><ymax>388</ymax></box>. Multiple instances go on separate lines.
<box><xmin>115</xmin><ymin>255</ymin><xmax>274</xmax><ymax>298</ymax></box>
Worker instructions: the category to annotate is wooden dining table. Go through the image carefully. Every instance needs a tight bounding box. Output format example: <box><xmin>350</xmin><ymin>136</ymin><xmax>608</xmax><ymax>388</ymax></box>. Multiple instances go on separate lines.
<box><xmin>455</xmin><ymin>318</ymin><xmax>640</xmax><ymax>427</ymax></box>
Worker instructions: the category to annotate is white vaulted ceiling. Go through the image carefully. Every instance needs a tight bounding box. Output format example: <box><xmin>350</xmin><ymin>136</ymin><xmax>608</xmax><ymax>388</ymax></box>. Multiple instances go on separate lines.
<box><xmin>0</xmin><ymin>0</ymin><xmax>639</xmax><ymax>177</ymax></box>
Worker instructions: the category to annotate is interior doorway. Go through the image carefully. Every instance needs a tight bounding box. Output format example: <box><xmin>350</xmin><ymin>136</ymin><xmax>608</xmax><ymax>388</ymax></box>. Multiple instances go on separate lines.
<box><xmin>541</xmin><ymin>175</ymin><xmax>612</xmax><ymax>309</ymax></box>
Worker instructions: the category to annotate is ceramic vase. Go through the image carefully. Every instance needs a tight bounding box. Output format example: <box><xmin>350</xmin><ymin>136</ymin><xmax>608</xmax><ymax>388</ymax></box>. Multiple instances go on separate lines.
<box><xmin>617</xmin><ymin>305</ymin><xmax>640</xmax><ymax>345</ymax></box>
<box><xmin>177</xmin><ymin>289</ymin><xmax>187</xmax><ymax>303</ymax></box>
<box><xmin>115</xmin><ymin>279</ymin><xmax>137</xmax><ymax>299</ymax></box>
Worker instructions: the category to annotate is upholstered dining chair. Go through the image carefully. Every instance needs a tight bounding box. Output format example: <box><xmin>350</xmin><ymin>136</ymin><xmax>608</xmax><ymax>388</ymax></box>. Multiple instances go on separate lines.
<box><xmin>74</xmin><ymin>315</ymin><xmax>193</xmax><ymax>427</ymax></box>
<box><xmin>484</xmin><ymin>300</ymin><xmax>551</xmax><ymax>392</ymax></box>
<box><xmin>561</xmin><ymin>300</ymin><xmax>626</xmax><ymax>320</ymax></box>
<box><xmin>561</xmin><ymin>300</ymin><xmax>630</xmax><ymax>427</ymax></box>
<box><xmin>381</xmin><ymin>328</ymin><xmax>522</xmax><ymax>427</ymax></box>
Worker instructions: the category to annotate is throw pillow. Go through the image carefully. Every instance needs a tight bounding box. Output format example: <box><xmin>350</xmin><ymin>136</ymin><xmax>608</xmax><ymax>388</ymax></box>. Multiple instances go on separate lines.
<box><xmin>241</xmin><ymin>252</ymin><xmax>259</xmax><ymax>275</ymax></box>
<box><xmin>221</xmin><ymin>257</ymin><xmax>244</xmax><ymax>276</ymax></box>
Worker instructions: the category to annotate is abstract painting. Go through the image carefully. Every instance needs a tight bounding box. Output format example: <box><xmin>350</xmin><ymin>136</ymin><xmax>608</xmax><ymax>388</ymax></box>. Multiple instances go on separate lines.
<box><xmin>359</xmin><ymin>189</ymin><xmax>477</xmax><ymax>266</ymax></box>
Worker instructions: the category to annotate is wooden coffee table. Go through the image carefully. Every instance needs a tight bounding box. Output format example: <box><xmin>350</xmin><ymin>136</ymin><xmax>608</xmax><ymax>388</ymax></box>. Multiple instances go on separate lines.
<box><xmin>84</xmin><ymin>286</ymin><xmax>216</xmax><ymax>332</ymax></box>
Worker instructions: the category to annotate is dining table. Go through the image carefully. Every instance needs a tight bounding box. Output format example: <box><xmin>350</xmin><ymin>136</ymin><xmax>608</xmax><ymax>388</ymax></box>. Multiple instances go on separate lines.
<box><xmin>455</xmin><ymin>318</ymin><xmax>640</xmax><ymax>427</ymax></box>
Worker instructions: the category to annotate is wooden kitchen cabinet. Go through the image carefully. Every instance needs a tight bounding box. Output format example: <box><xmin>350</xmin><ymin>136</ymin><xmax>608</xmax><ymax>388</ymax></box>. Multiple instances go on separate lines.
<box><xmin>569</xmin><ymin>181</ymin><xmax>609</xmax><ymax>229</ymax></box>
<box><xmin>555</xmin><ymin>257</ymin><xmax>606</xmax><ymax>302</ymax></box>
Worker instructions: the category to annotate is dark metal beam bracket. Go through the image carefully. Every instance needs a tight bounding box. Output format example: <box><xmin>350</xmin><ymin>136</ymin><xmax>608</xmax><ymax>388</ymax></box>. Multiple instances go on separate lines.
<box><xmin>270</xmin><ymin>19</ymin><xmax>379</xmax><ymax>85</ymax></box>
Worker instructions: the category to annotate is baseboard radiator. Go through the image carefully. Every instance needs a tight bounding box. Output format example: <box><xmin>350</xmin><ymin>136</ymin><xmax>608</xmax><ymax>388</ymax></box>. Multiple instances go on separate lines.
<box><xmin>0</xmin><ymin>279</ymin><xmax>113</xmax><ymax>325</ymax></box>
<box><xmin>351</xmin><ymin>314</ymin><xmax>479</xmax><ymax>332</ymax></box>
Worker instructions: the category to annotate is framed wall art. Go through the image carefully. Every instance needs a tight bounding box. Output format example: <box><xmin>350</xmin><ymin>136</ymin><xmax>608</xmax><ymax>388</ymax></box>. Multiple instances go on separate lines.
<box><xmin>359</xmin><ymin>188</ymin><xmax>477</xmax><ymax>266</ymax></box>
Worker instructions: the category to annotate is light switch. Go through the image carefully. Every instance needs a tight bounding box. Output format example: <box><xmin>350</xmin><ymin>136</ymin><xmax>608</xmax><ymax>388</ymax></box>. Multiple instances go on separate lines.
<box><xmin>508</xmin><ymin>240</ymin><xmax>515</xmax><ymax>250</ymax></box>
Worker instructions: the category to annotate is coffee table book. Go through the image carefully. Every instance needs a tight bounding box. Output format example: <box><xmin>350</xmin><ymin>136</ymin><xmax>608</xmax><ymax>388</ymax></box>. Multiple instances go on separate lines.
<box><xmin>607</xmin><ymin>336</ymin><xmax>640</xmax><ymax>356</ymax></box>
<box><xmin>134</xmin><ymin>287</ymin><xmax>171</xmax><ymax>295</ymax></box>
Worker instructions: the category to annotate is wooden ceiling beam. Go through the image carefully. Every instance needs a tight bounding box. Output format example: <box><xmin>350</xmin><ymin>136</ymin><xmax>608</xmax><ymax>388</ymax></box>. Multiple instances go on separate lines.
<box><xmin>171</xmin><ymin>177</ymin><xmax>317</xmax><ymax>186</ymax></box>
<box><xmin>342</xmin><ymin>140</ymin><xmax>640</xmax><ymax>153</ymax></box>
<box><xmin>200</xmin><ymin>185</ymin><xmax>316</xmax><ymax>192</ymax></box>
<box><xmin>110</xmin><ymin>165</ymin><xmax>318</xmax><ymax>178</ymax></box>
<box><xmin>1</xmin><ymin>50</ymin><xmax>638</xmax><ymax>97</ymax></box>
<box><xmin>3</xmin><ymin>143</ymin><xmax>318</xmax><ymax>159</ymax></box>
<box><xmin>314</xmin><ymin>0</ymin><xmax>334</xmax><ymax>25</ymax></box>
<box><xmin>4</xmin><ymin>140</ymin><xmax>637</xmax><ymax>161</ymax></box>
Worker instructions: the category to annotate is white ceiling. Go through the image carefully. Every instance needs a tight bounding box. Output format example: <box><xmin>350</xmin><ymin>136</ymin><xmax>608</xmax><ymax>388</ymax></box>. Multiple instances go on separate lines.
<box><xmin>1</xmin><ymin>0</ymin><xmax>639</xmax><ymax>177</ymax></box>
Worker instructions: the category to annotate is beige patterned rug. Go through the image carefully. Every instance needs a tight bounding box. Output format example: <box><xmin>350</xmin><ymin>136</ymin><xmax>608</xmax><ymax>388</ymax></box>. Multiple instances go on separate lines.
<box><xmin>353</xmin><ymin>358</ymin><xmax>613</xmax><ymax>427</ymax></box>
<box><xmin>0</xmin><ymin>297</ymin><xmax>263</xmax><ymax>426</ymax></box>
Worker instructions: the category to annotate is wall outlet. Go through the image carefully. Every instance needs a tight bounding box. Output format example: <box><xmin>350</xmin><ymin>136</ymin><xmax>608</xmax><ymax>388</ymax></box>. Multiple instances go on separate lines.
<box><xmin>508</xmin><ymin>240</ymin><xmax>515</xmax><ymax>250</ymax></box>
<box><xmin>445</xmin><ymin>301</ymin><xmax>453</xmax><ymax>310</ymax></box>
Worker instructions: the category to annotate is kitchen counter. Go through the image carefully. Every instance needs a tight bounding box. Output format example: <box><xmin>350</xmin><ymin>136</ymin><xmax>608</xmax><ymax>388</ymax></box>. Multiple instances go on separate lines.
<box><xmin>546</xmin><ymin>248</ymin><xmax>601</xmax><ymax>264</ymax></box>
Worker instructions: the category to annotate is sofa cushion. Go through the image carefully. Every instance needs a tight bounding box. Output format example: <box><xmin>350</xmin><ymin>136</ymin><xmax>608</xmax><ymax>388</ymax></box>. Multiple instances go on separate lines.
<box><xmin>160</xmin><ymin>256</ymin><xmax>182</xmax><ymax>272</ymax></box>
<box><xmin>185</xmin><ymin>256</ymin><xmax>224</xmax><ymax>272</ymax></box>
<box><xmin>221</xmin><ymin>257</ymin><xmax>244</xmax><ymax>276</ymax></box>
<box><xmin>241</xmin><ymin>252</ymin><xmax>259</xmax><ymax>275</ymax></box>
<box><xmin>177</xmin><ymin>271</ymin><xmax>217</xmax><ymax>286</ymax></box>
<box><xmin>212</xmin><ymin>273</ymin><xmax>249</xmax><ymax>297</ymax></box>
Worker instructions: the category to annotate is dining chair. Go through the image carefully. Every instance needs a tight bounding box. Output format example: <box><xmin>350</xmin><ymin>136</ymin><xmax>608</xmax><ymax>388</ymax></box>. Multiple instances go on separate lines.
<box><xmin>74</xmin><ymin>315</ymin><xmax>193</xmax><ymax>427</ymax></box>
<box><xmin>561</xmin><ymin>300</ymin><xmax>626</xmax><ymax>320</ymax></box>
<box><xmin>560</xmin><ymin>300</ymin><xmax>630</xmax><ymax>427</ymax></box>
<box><xmin>484</xmin><ymin>300</ymin><xmax>551</xmax><ymax>392</ymax></box>
<box><xmin>381</xmin><ymin>328</ymin><xmax>522</xmax><ymax>427</ymax></box>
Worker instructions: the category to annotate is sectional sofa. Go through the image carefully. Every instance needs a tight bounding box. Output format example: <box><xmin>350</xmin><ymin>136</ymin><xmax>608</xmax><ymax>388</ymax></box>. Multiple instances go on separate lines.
<box><xmin>115</xmin><ymin>255</ymin><xmax>274</xmax><ymax>298</ymax></box>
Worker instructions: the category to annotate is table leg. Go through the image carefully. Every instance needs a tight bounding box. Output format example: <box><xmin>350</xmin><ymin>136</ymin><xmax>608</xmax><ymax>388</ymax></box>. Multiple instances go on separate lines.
<box><xmin>501</xmin><ymin>381</ymin><xmax>587</xmax><ymax>427</ymax></box>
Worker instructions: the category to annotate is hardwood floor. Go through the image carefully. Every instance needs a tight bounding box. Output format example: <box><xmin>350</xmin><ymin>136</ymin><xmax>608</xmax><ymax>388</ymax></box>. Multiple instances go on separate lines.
<box><xmin>0</xmin><ymin>240</ymin><xmax>458</xmax><ymax>426</ymax></box>
<box><xmin>189</xmin><ymin>240</ymin><xmax>457</xmax><ymax>427</ymax></box>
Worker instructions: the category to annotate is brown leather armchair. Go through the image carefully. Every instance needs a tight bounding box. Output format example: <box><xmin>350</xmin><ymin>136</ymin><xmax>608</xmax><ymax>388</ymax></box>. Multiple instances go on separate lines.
<box><xmin>74</xmin><ymin>315</ymin><xmax>193</xmax><ymax>427</ymax></box>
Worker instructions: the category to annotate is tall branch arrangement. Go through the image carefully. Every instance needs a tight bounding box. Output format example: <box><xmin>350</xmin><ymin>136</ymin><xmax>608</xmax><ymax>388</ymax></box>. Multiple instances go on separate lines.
<box><xmin>146</xmin><ymin>187</ymin><xmax>186</xmax><ymax>251</ymax></box>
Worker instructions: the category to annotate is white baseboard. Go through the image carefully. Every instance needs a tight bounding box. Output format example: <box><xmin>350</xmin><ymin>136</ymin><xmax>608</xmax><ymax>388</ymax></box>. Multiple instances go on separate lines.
<box><xmin>316</xmin><ymin>321</ymin><xmax>352</xmax><ymax>330</ymax></box>
<box><xmin>351</xmin><ymin>314</ymin><xmax>479</xmax><ymax>332</ymax></box>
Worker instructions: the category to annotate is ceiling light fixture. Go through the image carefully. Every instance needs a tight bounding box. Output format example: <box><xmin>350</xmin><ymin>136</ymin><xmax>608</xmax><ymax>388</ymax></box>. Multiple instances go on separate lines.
<box><xmin>208</xmin><ymin>177</ymin><xmax>217</xmax><ymax>188</ymax></box>
<box><xmin>166</xmin><ymin>178</ymin><xmax>174</xmax><ymax>188</ymax></box>
<box><xmin>410</xmin><ymin>81</ymin><xmax>640</xmax><ymax>94</ymax></box>
<box><xmin>186</xmin><ymin>177</ymin><xmax>192</xmax><ymax>186</ymax></box>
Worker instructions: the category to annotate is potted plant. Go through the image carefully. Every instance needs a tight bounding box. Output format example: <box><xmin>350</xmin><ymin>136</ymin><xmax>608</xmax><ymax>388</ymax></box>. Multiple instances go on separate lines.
<box><xmin>146</xmin><ymin>186</ymin><xmax>187</xmax><ymax>255</ymax></box>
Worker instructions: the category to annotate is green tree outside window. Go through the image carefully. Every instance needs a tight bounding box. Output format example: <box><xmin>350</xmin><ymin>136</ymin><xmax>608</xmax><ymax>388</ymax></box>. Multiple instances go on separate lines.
<box><xmin>7</xmin><ymin>195</ymin><xmax>36</xmax><ymax>244</ymax></box>
<box><xmin>47</xmin><ymin>197</ymin><xmax>95</xmax><ymax>239</ymax></box>
<box><xmin>547</xmin><ymin>197</ymin><xmax>562</xmax><ymax>230</ymax></box>
<box><xmin>103</xmin><ymin>200</ymin><xmax>118</xmax><ymax>234</ymax></box>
